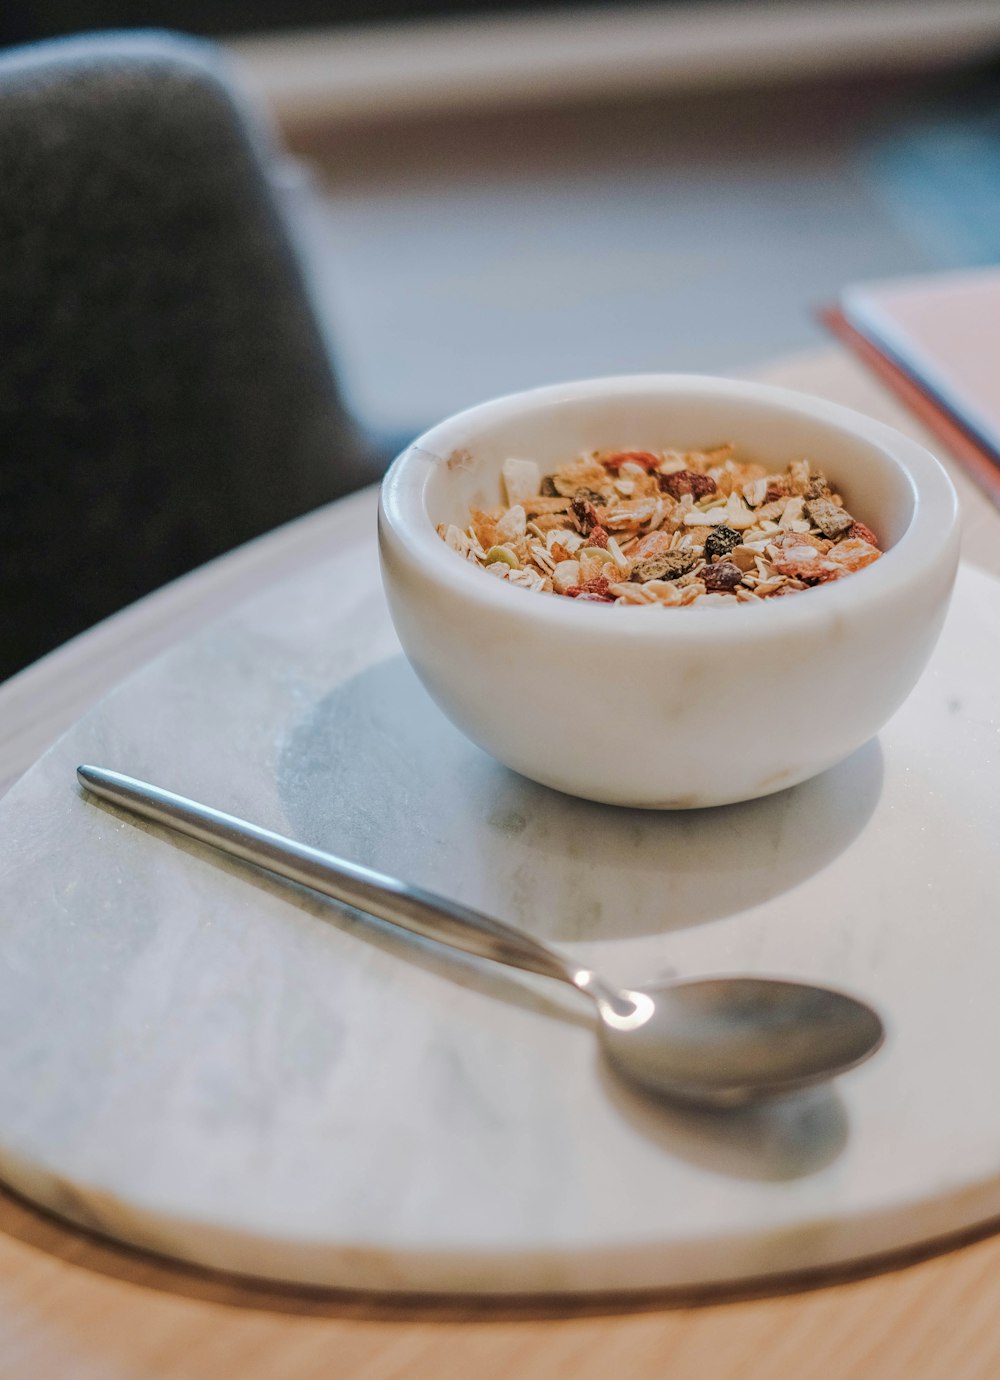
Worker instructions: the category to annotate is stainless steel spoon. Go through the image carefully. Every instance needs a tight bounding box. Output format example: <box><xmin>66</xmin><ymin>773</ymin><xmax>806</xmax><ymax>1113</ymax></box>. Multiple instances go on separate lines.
<box><xmin>77</xmin><ymin>765</ymin><xmax>884</xmax><ymax>1108</ymax></box>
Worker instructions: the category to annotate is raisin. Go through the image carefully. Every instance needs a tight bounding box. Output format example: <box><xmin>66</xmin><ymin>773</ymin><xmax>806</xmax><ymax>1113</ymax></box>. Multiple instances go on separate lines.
<box><xmin>571</xmin><ymin>496</ymin><xmax>601</xmax><ymax>534</ymax></box>
<box><xmin>702</xmin><ymin>561</ymin><xmax>744</xmax><ymax>592</ymax></box>
<box><xmin>657</xmin><ymin>470</ymin><xmax>717</xmax><ymax>500</ymax></box>
<box><xmin>630</xmin><ymin>549</ymin><xmax>698</xmax><ymax>583</ymax></box>
<box><xmin>540</xmin><ymin>474</ymin><xmax>559</xmax><ymax>496</ymax></box>
<box><xmin>703</xmin><ymin>525</ymin><xmax>740</xmax><ymax>561</ymax></box>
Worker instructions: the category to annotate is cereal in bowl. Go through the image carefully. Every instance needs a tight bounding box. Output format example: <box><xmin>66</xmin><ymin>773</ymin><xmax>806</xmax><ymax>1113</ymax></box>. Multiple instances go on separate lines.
<box><xmin>438</xmin><ymin>446</ymin><xmax>883</xmax><ymax>606</ymax></box>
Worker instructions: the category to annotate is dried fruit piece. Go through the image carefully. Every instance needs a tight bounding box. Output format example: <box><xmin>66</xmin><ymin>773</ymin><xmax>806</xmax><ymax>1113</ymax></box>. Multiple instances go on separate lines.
<box><xmin>703</xmin><ymin>525</ymin><xmax>741</xmax><ymax>561</ymax></box>
<box><xmin>827</xmin><ymin>538</ymin><xmax>881</xmax><ymax>572</ymax></box>
<box><xmin>702</xmin><ymin>560</ymin><xmax>744</xmax><ymax>592</ymax></box>
<box><xmin>770</xmin><ymin>529</ymin><xmax>830</xmax><ymax>555</ymax></box>
<box><xmin>658</xmin><ymin>469</ymin><xmax>718</xmax><ymax>500</ymax></box>
<box><xmin>495</xmin><ymin>504</ymin><xmax>527</xmax><ymax>543</ymax></box>
<box><xmin>571</xmin><ymin>496</ymin><xmax>602</xmax><ymax>534</ymax></box>
<box><xmin>566</xmin><ymin>575</ymin><xmax>614</xmax><ymax>601</ymax></box>
<box><xmin>631</xmin><ymin>530</ymin><xmax>674</xmax><ymax>559</ymax></box>
<box><xmin>846</xmin><ymin>520</ymin><xmax>878</xmax><ymax>546</ymax></box>
<box><xmin>501</xmin><ymin>457</ymin><xmax>541</xmax><ymax>506</ymax></box>
<box><xmin>771</xmin><ymin>552</ymin><xmax>839</xmax><ymax>584</ymax></box>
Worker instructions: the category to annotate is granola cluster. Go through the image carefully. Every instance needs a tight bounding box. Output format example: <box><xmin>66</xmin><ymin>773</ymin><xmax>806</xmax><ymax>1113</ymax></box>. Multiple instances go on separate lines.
<box><xmin>438</xmin><ymin>445</ymin><xmax>883</xmax><ymax>606</ymax></box>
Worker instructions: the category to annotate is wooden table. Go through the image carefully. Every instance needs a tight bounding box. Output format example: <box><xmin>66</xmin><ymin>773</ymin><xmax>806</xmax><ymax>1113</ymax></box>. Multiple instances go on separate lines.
<box><xmin>3</xmin><ymin>348</ymin><xmax>999</xmax><ymax>1380</ymax></box>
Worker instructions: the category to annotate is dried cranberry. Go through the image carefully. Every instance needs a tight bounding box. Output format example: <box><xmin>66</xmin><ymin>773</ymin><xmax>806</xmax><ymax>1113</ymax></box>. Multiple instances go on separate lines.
<box><xmin>846</xmin><ymin>520</ymin><xmax>878</xmax><ymax>546</ymax></box>
<box><xmin>566</xmin><ymin>575</ymin><xmax>613</xmax><ymax>601</ymax></box>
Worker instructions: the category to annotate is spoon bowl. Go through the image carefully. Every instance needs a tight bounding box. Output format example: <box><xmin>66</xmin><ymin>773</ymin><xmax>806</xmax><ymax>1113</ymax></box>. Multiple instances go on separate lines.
<box><xmin>592</xmin><ymin>977</ymin><xmax>884</xmax><ymax>1107</ymax></box>
<box><xmin>77</xmin><ymin>765</ymin><xmax>885</xmax><ymax>1109</ymax></box>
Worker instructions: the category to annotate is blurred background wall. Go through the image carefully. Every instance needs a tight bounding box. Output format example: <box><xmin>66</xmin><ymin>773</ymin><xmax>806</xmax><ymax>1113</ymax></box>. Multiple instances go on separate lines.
<box><xmin>7</xmin><ymin>2</ymin><xmax>1000</xmax><ymax>446</ymax></box>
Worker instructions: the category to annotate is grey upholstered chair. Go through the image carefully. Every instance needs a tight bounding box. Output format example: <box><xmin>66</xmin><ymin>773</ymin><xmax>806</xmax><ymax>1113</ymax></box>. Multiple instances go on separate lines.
<box><xmin>0</xmin><ymin>31</ymin><xmax>381</xmax><ymax>681</ymax></box>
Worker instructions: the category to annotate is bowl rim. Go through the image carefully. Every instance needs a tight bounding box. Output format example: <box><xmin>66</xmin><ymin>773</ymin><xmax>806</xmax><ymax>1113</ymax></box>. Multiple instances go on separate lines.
<box><xmin>379</xmin><ymin>373</ymin><xmax>959</xmax><ymax>642</ymax></box>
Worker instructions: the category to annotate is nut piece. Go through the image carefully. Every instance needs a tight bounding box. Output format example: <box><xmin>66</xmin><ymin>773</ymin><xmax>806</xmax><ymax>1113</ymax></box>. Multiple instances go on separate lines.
<box><xmin>727</xmin><ymin>544</ymin><xmax>759</xmax><ymax>572</ymax></box>
<box><xmin>552</xmin><ymin>559</ymin><xmax>582</xmax><ymax>593</ymax></box>
<box><xmin>495</xmin><ymin>504</ymin><xmax>527</xmax><ymax>543</ymax></box>
<box><xmin>804</xmin><ymin>497</ymin><xmax>853</xmax><ymax>539</ymax></box>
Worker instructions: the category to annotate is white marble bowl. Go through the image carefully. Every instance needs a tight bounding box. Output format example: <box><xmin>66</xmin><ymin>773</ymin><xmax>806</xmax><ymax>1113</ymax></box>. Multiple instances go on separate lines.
<box><xmin>378</xmin><ymin>375</ymin><xmax>959</xmax><ymax>807</ymax></box>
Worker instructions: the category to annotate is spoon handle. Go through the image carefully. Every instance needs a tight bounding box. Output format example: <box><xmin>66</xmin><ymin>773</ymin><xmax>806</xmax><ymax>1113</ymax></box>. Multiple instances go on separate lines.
<box><xmin>77</xmin><ymin>765</ymin><xmax>578</xmax><ymax>988</ymax></box>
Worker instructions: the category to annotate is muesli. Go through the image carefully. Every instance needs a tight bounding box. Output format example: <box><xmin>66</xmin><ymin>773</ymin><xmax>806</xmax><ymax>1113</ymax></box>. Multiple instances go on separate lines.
<box><xmin>438</xmin><ymin>445</ymin><xmax>883</xmax><ymax>606</ymax></box>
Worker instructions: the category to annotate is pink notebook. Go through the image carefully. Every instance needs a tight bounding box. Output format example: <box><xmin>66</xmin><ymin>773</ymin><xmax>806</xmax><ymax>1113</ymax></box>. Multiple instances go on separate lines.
<box><xmin>824</xmin><ymin>266</ymin><xmax>1000</xmax><ymax>508</ymax></box>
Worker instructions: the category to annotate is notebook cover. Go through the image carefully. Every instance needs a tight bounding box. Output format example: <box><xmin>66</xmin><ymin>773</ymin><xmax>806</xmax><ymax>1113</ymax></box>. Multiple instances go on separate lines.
<box><xmin>822</xmin><ymin>267</ymin><xmax>1000</xmax><ymax>511</ymax></box>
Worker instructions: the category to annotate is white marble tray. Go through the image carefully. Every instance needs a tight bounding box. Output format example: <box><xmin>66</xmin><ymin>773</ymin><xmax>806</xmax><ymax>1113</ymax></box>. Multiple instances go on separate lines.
<box><xmin>1</xmin><ymin>535</ymin><xmax>999</xmax><ymax>1295</ymax></box>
